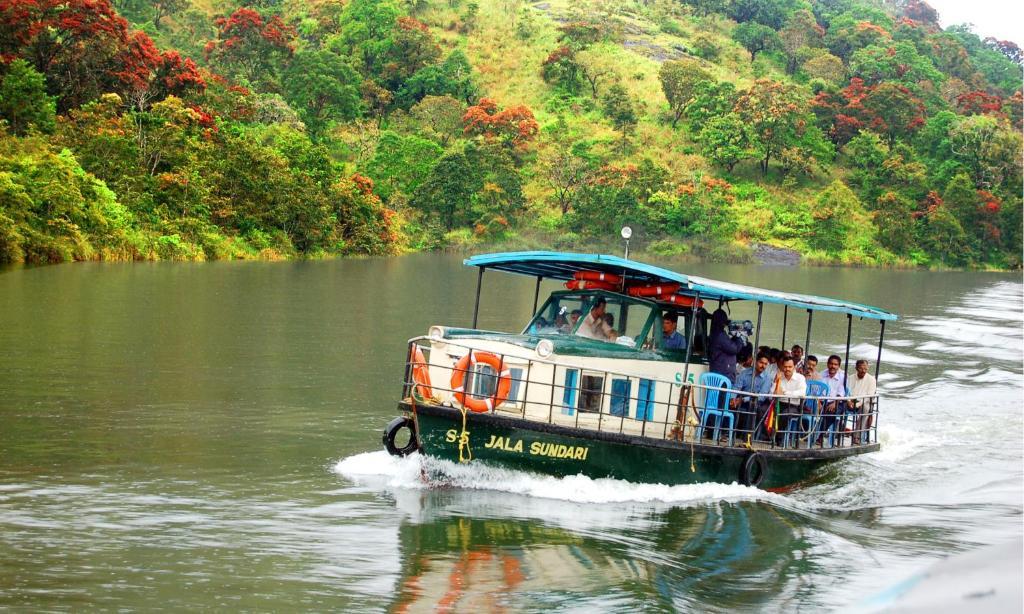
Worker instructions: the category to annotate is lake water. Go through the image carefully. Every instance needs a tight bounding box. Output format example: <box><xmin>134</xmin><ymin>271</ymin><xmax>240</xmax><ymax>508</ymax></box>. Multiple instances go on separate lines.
<box><xmin>1</xmin><ymin>255</ymin><xmax>1021</xmax><ymax>610</ymax></box>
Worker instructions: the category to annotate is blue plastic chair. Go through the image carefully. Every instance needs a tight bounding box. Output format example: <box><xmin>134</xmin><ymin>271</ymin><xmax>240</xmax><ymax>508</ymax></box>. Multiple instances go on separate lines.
<box><xmin>784</xmin><ymin>380</ymin><xmax>829</xmax><ymax>449</ymax></box>
<box><xmin>697</xmin><ymin>373</ymin><xmax>736</xmax><ymax>446</ymax></box>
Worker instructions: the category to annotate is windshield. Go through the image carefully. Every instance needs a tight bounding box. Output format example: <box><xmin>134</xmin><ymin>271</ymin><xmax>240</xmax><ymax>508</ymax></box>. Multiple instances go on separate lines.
<box><xmin>524</xmin><ymin>292</ymin><xmax>657</xmax><ymax>348</ymax></box>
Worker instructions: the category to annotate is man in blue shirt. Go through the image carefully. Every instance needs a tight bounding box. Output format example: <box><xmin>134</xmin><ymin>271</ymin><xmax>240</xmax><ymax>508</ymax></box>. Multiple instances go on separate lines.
<box><xmin>731</xmin><ymin>351</ymin><xmax>773</xmax><ymax>437</ymax></box>
<box><xmin>662</xmin><ymin>311</ymin><xmax>686</xmax><ymax>350</ymax></box>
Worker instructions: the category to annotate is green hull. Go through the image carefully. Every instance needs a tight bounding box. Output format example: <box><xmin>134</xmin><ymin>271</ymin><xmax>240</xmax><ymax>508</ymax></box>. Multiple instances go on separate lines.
<box><xmin>403</xmin><ymin>402</ymin><xmax>879</xmax><ymax>490</ymax></box>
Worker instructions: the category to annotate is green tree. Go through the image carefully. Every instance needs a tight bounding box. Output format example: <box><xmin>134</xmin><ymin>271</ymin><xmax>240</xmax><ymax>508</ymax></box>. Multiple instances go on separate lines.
<box><xmin>684</xmin><ymin>80</ymin><xmax>737</xmax><ymax>133</ymax></box>
<box><xmin>333</xmin><ymin>0</ymin><xmax>400</xmax><ymax>75</ymax></box>
<box><xmin>396</xmin><ymin>50</ymin><xmax>480</xmax><ymax>107</ymax></box>
<box><xmin>873</xmin><ymin>191</ymin><xmax>916</xmax><ymax>254</ymax></box>
<box><xmin>659</xmin><ymin>59</ymin><xmax>714</xmax><ymax>128</ymax></box>
<box><xmin>809</xmin><ymin>180</ymin><xmax>865</xmax><ymax>253</ymax></box>
<box><xmin>733</xmin><ymin>80</ymin><xmax>810</xmax><ymax>176</ymax></box>
<box><xmin>411</xmin><ymin>150</ymin><xmax>477</xmax><ymax>230</ymax></box>
<box><xmin>732</xmin><ymin>22</ymin><xmax>780</xmax><ymax>63</ymax></box>
<box><xmin>282</xmin><ymin>50</ymin><xmax>362</xmax><ymax>137</ymax></box>
<box><xmin>779</xmin><ymin>9</ymin><xmax>822</xmax><ymax>74</ymax></box>
<box><xmin>152</xmin><ymin>0</ymin><xmax>188</xmax><ymax>30</ymax></box>
<box><xmin>948</xmin><ymin>115</ymin><xmax>1023</xmax><ymax>192</ymax></box>
<box><xmin>0</xmin><ymin>60</ymin><xmax>56</xmax><ymax>135</ymax></box>
<box><xmin>602</xmin><ymin>84</ymin><xmax>638</xmax><ymax>153</ymax></box>
<box><xmin>698</xmin><ymin>114</ymin><xmax>751</xmax><ymax>172</ymax></box>
<box><xmin>365</xmin><ymin>131</ymin><xmax>443</xmax><ymax>200</ymax></box>
<box><xmin>410</xmin><ymin>95</ymin><xmax>464</xmax><ymax>146</ymax></box>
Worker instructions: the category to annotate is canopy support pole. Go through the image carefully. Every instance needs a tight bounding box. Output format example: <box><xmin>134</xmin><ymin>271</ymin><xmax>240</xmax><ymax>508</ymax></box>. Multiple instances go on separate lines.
<box><xmin>804</xmin><ymin>310</ymin><xmax>813</xmax><ymax>357</ymax></box>
<box><xmin>472</xmin><ymin>267</ymin><xmax>484</xmax><ymax>329</ymax></box>
<box><xmin>753</xmin><ymin>301</ymin><xmax>763</xmax><ymax>352</ymax></box>
<box><xmin>781</xmin><ymin>306</ymin><xmax>788</xmax><ymax>348</ymax></box>
<box><xmin>843</xmin><ymin>314</ymin><xmax>853</xmax><ymax>381</ymax></box>
<box><xmin>532</xmin><ymin>275</ymin><xmax>542</xmax><ymax>314</ymax></box>
<box><xmin>875</xmin><ymin>321</ymin><xmax>886</xmax><ymax>379</ymax></box>
<box><xmin>681</xmin><ymin>292</ymin><xmax>702</xmax><ymax>387</ymax></box>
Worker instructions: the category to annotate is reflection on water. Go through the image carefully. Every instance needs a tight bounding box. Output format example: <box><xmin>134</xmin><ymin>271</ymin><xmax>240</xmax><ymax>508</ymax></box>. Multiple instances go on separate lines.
<box><xmin>0</xmin><ymin>257</ymin><xmax>1021</xmax><ymax>610</ymax></box>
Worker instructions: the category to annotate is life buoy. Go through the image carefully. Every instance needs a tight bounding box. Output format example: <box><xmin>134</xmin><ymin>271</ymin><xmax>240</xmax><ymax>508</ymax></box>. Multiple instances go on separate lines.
<box><xmin>564</xmin><ymin>279</ymin><xmax>617</xmax><ymax>291</ymax></box>
<box><xmin>383</xmin><ymin>416</ymin><xmax>419</xmax><ymax>456</ymax></box>
<box><xmin>660</xmin><ymin>294</ymin><xmax>703</xmax><ymax>308</ymax></box>
<box><xmin>410</xmin><ymin>346</ymin><xmax>433</xmax><ymax>400</ymax></box>
<box><xmin>450</xmin><ymin>351</ymin><xmax>513</xmax><ymax>413</ymax></box>
<box><xmin>573</xmin><ymin>271</ymin><xmax>623</xmax><ymax>284</ymax></box>
<box><xmin>739</xmin><ymin>452</ymin><xmax>768</xmax><ymax>487</ymax></box>
<box><xmin>627</xmin><ymin>282</ymin><xmax>681</xmax><ymax>297</ymax></box>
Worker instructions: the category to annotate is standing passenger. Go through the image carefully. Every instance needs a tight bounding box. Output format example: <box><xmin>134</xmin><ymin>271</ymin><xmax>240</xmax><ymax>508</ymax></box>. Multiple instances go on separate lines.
<box><xmin>708</xmin><ymin>309</ymin><xmax>745</xmax><ymax>384</ymax></box>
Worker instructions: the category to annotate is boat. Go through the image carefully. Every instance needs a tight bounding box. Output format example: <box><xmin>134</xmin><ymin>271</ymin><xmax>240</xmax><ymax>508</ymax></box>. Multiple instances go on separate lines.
<box><xmin>382</xmin><ymin>251</ymin><xmax>897</xmax><ymax>489</ymax></box>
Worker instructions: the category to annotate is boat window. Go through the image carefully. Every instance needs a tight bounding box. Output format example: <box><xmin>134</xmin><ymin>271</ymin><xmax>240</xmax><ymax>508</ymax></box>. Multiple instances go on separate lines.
<box><xmin>579</xmin><ymin>374</ymin><xmax>605</xmax><ymax>413</ymax></box>
<box><xmin>506</xmin><ymin>367</ymin><xmax>524</xmax><ymax>407</ymax></box>
<box><xmin>524</xmin><ymin>294</ymin><xmax>587</xmax><ymax>335</ymax></box>
<box><xmin>469</xmin><ymin>364</ymin><xmax>497</xmax><ymax>399</ymax></box>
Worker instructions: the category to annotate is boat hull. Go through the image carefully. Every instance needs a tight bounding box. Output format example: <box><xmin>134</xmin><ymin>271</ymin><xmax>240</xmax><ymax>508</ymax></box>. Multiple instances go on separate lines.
<box><xmin>403</xmin><ymin>402</ymin><xmax>879</xmax><ymax>490</ymax></box>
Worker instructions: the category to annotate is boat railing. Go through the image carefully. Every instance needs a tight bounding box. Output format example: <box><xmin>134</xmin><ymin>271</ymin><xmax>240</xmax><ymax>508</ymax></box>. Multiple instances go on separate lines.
<box><xmin>402</xmin><ymin>337</ymin><xmax>878</xmax><ymax>451</ymax></box>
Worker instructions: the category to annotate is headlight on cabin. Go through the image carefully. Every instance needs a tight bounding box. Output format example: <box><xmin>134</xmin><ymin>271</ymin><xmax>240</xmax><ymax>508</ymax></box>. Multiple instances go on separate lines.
<box><xmin>428</xmin><ymin>326</ymin><xmax>445</xmax><ymax>342</ymax></box>
<box><xmin>536</xmin><ymin>339</ymin><xmax>554</xmax><ymax>358</ymax></box>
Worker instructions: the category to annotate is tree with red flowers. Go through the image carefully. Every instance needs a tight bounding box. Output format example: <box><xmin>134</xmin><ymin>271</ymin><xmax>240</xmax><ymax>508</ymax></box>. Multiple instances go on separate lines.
<box><xmin>204</xmin><ymin>8</ymin><xmax>295</xmax><ymax>86</ymax></box>
<box><xmin>462</xmin><ymin>98</ymin><xmax>539</xmax><ymax>151</ymax></box>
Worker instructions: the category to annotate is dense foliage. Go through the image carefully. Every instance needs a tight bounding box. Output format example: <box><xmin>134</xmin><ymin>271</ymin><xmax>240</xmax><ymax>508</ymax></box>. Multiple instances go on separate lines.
<box><xmin>0</xmin><ymin>0</ymin><xmax>1020</xmax><ymax>267</ymax></box>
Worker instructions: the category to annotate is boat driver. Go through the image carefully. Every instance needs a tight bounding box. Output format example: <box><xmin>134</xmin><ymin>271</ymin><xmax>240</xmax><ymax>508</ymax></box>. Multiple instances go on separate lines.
<box><xmin>576</xmin><ymin>297</ymin><xmax>616</xmax><ymax>341</ymax></box>
<box><xmin>662</xmin><ymin>311</ymin><xmax>686</xmax><ymax>350</ymax></box>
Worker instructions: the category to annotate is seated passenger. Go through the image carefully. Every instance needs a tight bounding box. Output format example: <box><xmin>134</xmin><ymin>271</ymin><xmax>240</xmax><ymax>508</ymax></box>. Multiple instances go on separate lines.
<box><xmin>764</xmin><ymin>348</ymin><xmax>781</xmax><ymax>382</ymax></box>
<box><xmin>575</xmin><ymin>298</ymin><xmax>616</xmax><ymax>341</ymax></box>
<box><xmin>662</xmin><ymin>311</ymin><xmax>686</xmax><ymax>350</ymax></box>
<box><xmin>820</xmin><ymin>354</ymin><xmax>847</xmax><ymax>435</ymax></box>
<box><xmin>801</xmin><ymin>354</ymin><xmax>819</xmax><ymax>380</ymax></box>
<box><xmin>847</xmin><ymin>359</ymin><xmax>877</xmax><ymax>444</ymax></box>
<box><xmin>791</xmin><ymin>344</ymin><xmax>805</xmax><ymax>370</ymax></box>
<box><xmin>731</xmin><ymin>351</ymin><xmax>772</xmax><ymax>434</ymax></box>
<box><xmin>569</xmin><ymin>309</ymin><xmax>582</xmax><ymax>330</ymax></box>
<box><xmin>735</xmin><ymin>344</ymin><xmax>754</xmax><ymax>378</ymax></box>
<box><xmin>554</xmin><ymin>314</ymin><xmax>570</xmax><ymax>333</ymax></box>
<box><xmin>773</xmin><ymin>356</ymin><xmax>806</xmax><ymax>410</ymax></box>
<box><xmin>603</xmin><ymin>312</ymin><xmax>615</xmax><ymax>331</ymax></box>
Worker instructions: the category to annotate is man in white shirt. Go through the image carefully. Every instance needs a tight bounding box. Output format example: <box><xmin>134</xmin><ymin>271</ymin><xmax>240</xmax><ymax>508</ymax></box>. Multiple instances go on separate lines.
<box><xmin>575</xmin><ymin>297</ymin><xmax>616</xmax><ymax>341</ymax></box>
<box><xmin>847</xmin><ymin>359</ymin><xmax>877</xmax><ymax>444</ymax></box>
<box><xmin>820</xmin><ymin>354</ymin><xmax>847</xmax><ymax>437</ymax></box>
<box><xmin>771</xmin><ymin>356</ymin><xmax>806</xmax><ymax>444</ymax></box>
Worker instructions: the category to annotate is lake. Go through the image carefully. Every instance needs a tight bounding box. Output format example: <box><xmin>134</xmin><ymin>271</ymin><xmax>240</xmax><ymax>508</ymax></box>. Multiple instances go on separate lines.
<box><xmin>1</xmin><ymin>255</ymin><xmax>1021</xmax><ymax>610</ymax></box>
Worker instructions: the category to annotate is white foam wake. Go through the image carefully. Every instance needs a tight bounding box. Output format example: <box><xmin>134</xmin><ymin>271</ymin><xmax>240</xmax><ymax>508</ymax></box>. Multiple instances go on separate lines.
<box><xmin>335</xmin><ymin>451</ymin><xmax>781</xmax><ymax>506</ymax></box>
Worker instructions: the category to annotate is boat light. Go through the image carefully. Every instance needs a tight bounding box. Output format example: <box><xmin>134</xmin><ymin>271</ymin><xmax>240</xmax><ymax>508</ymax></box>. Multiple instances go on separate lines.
<box><xmin>536</xmin><ymin>339</ymin><xmax>554</xmax><ymax>358</ymax></box>
<box><xmin>428</xmin><ymin>326</ymin><xmax>445</xmax><ymax>342</ymax></box>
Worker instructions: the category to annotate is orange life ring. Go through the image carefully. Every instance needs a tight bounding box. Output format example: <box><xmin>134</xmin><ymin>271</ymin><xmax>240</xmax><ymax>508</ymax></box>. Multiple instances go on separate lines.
<box><xmin>573</xmin><ymin>271</ymin><xmax>623</xmax><ymax>284</ymax></box>
<box><xmin>564</xmin><ymin>279</ymin><xmax>617</xmax><ymax>291</ymax></box>
<box><xmin>411</xmin><ymin>346</ymin><xmax>433</xmax><ymax>399</ymax></box>
<box><xmin>626</xmin><ymin>282</ymin><xmax>681</xmax><ymax>297</ymax></box>
<box><xmin>450</xmin><ymin>351</ymin><xmax>513</xmax><ymax>413</ymax></box>
<box><xmin>660</xmin><ymin>294</ymin><xmax>703</xmax><ymax>308</ymax></box>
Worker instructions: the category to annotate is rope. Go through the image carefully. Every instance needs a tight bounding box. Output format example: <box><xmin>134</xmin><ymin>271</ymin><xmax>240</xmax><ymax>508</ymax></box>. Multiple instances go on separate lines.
<box><xmin>457</xmin><ymin>403</ymin><xmax>472</xmax><ymax>463</ymax></box>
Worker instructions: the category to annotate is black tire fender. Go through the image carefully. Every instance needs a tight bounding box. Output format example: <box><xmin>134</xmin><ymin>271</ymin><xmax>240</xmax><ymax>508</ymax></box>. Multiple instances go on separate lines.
<box><xmin>383</xmin><ymin>416</ymin><xmax>419</xmax><ymax>457</ymax></box>
<box><xmin>739</xmin><ymin>452</ymin><xmax>768</xmax><ymax>487</ymax></box>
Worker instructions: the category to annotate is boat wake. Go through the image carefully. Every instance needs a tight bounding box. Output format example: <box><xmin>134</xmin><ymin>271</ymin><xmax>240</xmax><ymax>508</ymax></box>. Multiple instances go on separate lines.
<box><xmin>335</xmin><ymin>451</ymin><xmax>783</xmax><ymax>507</ymax></box>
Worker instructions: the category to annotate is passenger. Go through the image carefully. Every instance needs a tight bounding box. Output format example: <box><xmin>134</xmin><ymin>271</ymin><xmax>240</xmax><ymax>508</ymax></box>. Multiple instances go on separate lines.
<box><xmin>801</xmin><ymin>354</ymin><xmax>819</xmax><ymax>380</ymax></box>
<box><xmin>735</xmin><ymin>344</ymin><xmax>754</xmax><ymax>378</ymax></box>
<box><xmin>708</xmin><ymin>309</ymin><xmax>745</xmax><ymax>384</ymax></box>
<box><xmin>554</xmin><ymin>314</ymin><xmax>569</xmax><ymax>333</ymax></box>
<box><xmin>820</xmin><ymin>354</ymin><xmax>847</xmax><ymax>435</ymax></box>
<box><xmin>847</xmin><ymin>359</ymin><xmax>877</xmax><ymax>444</ymax></box>
<box><xmin>774</xmin><ymin>355</ymin><xmax>806</xmax><ymax>410</ymax></box>
<box><xmin>772</xmin><ymin>355</ymin><xmax>806</xmax><ymax>442</ymax></box>
<box><xmin>603</xmin><ymin>312</ymin><xmax>615</xmax><ymax>330</ymax></box>
<box><xmin>791</xmin><ymin>344</ymin><xmax>805</xmax><ymax>370</ymax></box>
<box><xmin>822</xmin><ymin>355</ymin><xmax>846</xmax><ymax>406</ymax></box>
<box><xmin>569</xmin><ymin>309</ymin><xmax>582</xmax><ymax>329</ymax></box>
<box><xmin>575</xmin><ymin>298</ymin><xmax>616</xmax><ymax>341</ymax></box>
<box><xmin>731</xmin><ymin>351</ymin><xmax>772</xmax><ymax>434</ymax></box>
<box><xmin>764</xmin><ymin>348</ymin><xmax>781</xmax><ymax>382</ymax></box>
<box><xmin>662</xmin><ymin>311</ymin><xmax>686</xmax><ymax>350</ymax></box>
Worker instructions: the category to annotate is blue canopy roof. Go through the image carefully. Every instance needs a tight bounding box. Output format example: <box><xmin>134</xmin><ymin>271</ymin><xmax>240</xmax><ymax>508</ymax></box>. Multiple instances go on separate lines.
<box><xmin>464</xmin><ymin>251</ymin><xmax>898</xmax><ymax>321</ymax></box>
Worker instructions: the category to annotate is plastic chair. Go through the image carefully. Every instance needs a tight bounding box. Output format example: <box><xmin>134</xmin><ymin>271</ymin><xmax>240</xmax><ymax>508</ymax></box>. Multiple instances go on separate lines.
<box><xmin>697</xmin><ymin>373</ymin><xmax>736</xmax><ymax>446</ymax></box>
<box><xmin>784</xmin><ymin>380</ymin><xmax>829</xmax><ymax>449</ymax></box>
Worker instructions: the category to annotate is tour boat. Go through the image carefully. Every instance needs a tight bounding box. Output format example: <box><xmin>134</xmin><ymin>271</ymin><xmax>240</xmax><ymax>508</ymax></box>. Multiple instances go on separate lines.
<box><xmin>382</xmin><ymin>251</ymin><xmax>897</xmax><ymax>489</ymax></box>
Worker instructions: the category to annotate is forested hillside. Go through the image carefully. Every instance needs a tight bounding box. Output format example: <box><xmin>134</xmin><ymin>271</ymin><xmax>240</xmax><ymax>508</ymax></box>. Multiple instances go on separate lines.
<box><xmin>0</xmin><ymin>0</ymin><xmax>1020</xmax><ymax>267</ymax></box>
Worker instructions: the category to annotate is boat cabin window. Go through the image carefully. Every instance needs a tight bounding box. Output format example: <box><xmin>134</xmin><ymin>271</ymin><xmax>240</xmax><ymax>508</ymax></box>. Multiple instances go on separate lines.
<box><xmin>524</xmin><ymin>291</ymin><xmax>657</xmax><ymax>348</ymax></box>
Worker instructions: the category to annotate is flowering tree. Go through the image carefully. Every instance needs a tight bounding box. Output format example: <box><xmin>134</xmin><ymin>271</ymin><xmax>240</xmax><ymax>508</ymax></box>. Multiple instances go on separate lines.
<box><xmin>462</xmin><ymin>98</ymin><xmax>539</xmax><ymax>151</ymax></box>
<box><xmin>204</xmin><ymin>8</ymin><xmax>295</xmax><ymax>85</ymax></box>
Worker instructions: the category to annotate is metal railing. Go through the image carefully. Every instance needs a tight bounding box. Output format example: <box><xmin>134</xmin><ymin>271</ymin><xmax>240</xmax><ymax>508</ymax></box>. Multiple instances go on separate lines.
<box><xmin>402</xmin><ymin>337</ymin><xmax>879</xmax><ymax>450</ymax></box>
